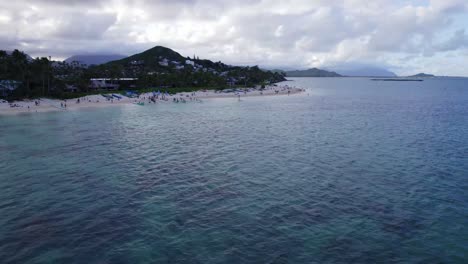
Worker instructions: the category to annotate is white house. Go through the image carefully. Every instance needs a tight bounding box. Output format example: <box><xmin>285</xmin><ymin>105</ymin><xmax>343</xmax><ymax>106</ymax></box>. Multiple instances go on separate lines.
<box><xmin>0</xmin><ymin>80</ymin><xmax>21</xmax><ymax>96</ymax></box>
<box><xmin>185</xmin><ymin>60</ymin><xmax>195</xmax><ymax>66</ymax></box>
<box><xmin>159</xmin><ymin>58</ymin><xmax>169</xmax><ymax>67</ymax></box>
<box><xmin>130</xmin><ymin>60</ymin><xmax>144</xmax><ymax>66</ymax></box>
<box><xmin>65</xmin><ymin>84</ymin><xmax>78</xmax><ymax>92</ymax></box>
<box><xmin>89</xmin><ymin>78</ymin><xmax>138</xmax><ymax>90</ymax></box>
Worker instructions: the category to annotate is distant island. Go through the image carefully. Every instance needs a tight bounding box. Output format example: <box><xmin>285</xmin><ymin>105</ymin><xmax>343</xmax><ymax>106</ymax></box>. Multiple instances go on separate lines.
<box><xmin>370</xmin><ymin>72</ymin><xmax>435</xmax><ymax>82</ymax></box>
<box><xmin>277</xmin><ymin>65</ymin><xmax>399</xmax><ymax>78</ymax></box>
<box><xmin>325</xmin><ymin>65</ymin><xmax>397</xmax><ymax>77</ymax></box>
<box><xmin>284</xmin><ymin>68</ymin><xmax>342</xmax><ymax>77</ymax></box>
<box><xmin>371</xmin><ymin>78</ymin><xmax>423</xmax><ymax>82</ymax></box>
<box><xmin>408</xmin><ymin>73</ymin><xmax>435</xmax><ymax>78</ymax></box>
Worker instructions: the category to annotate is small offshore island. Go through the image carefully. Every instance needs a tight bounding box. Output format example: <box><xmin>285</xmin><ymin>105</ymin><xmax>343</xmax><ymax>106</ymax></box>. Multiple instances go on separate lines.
<box><xmin>371</xmin><ymin>79</ymin><xmax>423</xmax><ymax>82</ymax></box>
<box><xmin>370</xmin><ymin>73</ymin><xmax>436</xmax><ymax>82</ymax></box>
<box><xmin>0</xmin><ymin>46</ymin><xmax>302</xmax><ymax>114</ymax></box>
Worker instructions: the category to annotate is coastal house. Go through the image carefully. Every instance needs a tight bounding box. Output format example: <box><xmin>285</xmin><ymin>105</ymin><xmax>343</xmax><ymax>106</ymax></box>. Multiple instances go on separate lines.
<box><xmin>55</xmin><ymin>74</ymin><xmax>70</xmax><ymax>80</ymax></box>
<box><xmin>0</xmin><ymin>80</ymin><xmax>21</xmax><ymax>97</ymax></box>
<box><xmin>130</xmin><ymin>60</ymin><xmax>144</xmax><ymax>66</ymax></box>
<box><xmin>185</xmin><ymin>60</ymin><xmax>195</xmax><ymax>66</ymax></box>
<box><xmin>227</xmin><ymin>77</ymin><xmax>237</xmax><ymax>87</ymax></box>
<box><xmin>65</xmin><ymin>84</ymin><xmax>78</xmax><ymax>93</ymax></box>
<box><xmin>159</xmin><ymin>58</ymin><xmax>169</xmax><ymax>67</ymax></box>
<box><xmin>89</xmin><ymin>78</ymin><xmax>138</xmax><ymax>90</ymax></box>
<box><xmin>191</xmin><ymin>64</ymin><xmax>203</xmax><ymax>72</ymax></box>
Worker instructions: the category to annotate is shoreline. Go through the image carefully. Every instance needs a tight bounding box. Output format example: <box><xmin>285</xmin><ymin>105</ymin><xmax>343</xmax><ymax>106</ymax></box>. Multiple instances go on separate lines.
<box><xmin>0</xmin><ymin>85</ymin><xmax>304</xmax><ymax>115</ymax></box>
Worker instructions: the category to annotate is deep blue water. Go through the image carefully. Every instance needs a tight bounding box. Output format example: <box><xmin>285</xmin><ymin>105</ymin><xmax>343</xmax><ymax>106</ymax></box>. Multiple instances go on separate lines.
<box><xmin>0</xmin><ymin>77</ymin><xmax>467</xmax><ymax>263</ymax></box>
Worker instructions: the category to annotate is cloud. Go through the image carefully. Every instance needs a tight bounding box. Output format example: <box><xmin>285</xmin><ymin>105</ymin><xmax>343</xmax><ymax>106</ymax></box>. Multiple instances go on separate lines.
<box><xmin>53</xmin><ymin>12</ymin><xmax>117</xmax><ymax>40</ymax></box>
<box><xmin>0</xmin><ymin>0</ymin><xmax>467</xmax><ymax>75</ymax></box>
<box><xmin>436</xmin><ymin>29</ymin><xmax>468</xmax><ymax>51</ymax></box>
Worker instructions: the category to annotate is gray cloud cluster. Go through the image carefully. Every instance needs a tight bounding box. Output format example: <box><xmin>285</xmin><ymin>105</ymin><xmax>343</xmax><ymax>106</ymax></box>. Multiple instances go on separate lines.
<box><xmin>0</xmin><ymin>0</ymin><xmax>467</xmax><ymax>75</ymax></box>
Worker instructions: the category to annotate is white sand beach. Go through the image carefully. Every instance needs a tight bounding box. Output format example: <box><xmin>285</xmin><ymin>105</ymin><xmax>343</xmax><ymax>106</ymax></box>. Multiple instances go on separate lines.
<box><xmin>0</xmin><ymin>85</ymin><xmax>304</xmax><ymax>115</ymax></box>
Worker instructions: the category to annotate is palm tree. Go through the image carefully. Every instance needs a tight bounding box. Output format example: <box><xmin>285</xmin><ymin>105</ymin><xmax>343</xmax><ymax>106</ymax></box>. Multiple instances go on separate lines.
<box><xmin>0</xmin><ymin>50</ymin><xmax>8</xmax><ymax>79</ymax></box>
<box><xmin>11</xmin><ymin>50</ymin><xmax>31</xmax><ymax>96</ymax></box>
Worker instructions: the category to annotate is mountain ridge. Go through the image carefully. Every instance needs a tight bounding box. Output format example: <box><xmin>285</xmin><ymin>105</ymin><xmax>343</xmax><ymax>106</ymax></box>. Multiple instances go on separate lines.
<box><xmin>65</xmin><ymin>54</ymin><xmax>126</xmax><ymax>66</ymax></box>
<box><xmin>85</xmin><ymin>45</ymin><xmax>286</xmax><ymax>87</ymax></box>
<box><xmin>325</xmin><ymin>65</ymin><xmax>397</xmax><ymax>77</ymax></box>
<box><xmin>284</xmin><ymin>68</ymin><xmax>342</xmax><ymax>77</ymax></box>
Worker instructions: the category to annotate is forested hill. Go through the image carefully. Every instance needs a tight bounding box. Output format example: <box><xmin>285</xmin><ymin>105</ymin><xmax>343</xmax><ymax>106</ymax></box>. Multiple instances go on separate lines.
<box><xmin>284</xmin><ymin>68</ymin><xmax>342</xmax><ymax>77</ymax></box>
<box><xmin>109</xmin><ymin>46</ymin><xmax>186</xmax><ymax>66</ymax></box>
<box><xmin>89</xmin><ymin>45</ymin><xmax>286</xmax><ymax>87</ymax></box>
<box><xmin>0</xmin><ymin>46</ymin><xmax>286</xmax><ymax>99</ymax></box>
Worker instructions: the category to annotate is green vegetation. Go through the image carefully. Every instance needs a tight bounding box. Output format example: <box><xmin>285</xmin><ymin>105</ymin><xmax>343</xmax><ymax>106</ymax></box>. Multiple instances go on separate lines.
<box><xmin>101</xmin><ymin>46</ymin><xmax>285</xmax><ymax>88</ymax></box>
<box><xmin>0</xmin><ymin>46</ymin><xmax>286</xmax><ymax>100</ymax></box>
<box><xmin>0</xmin><ymin>50</ymin><xmax>59</xmax><ymax>100</ymax></box>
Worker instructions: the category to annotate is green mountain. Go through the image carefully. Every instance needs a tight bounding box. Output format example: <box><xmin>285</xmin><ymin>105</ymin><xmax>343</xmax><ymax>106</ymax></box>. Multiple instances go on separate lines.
<box><xmin>109</xmin><ymin>46</ymin><xmax>185</xmax><ymax>68</ymax></box>
<box><xmin>285</xmin><ymin>68</ymin><xmax>342</xmax><ymax>77</ymax></box>
<box><xmin>94</xmin><ymin>46</ymin><xmax>285</xmax><ymax>87</ymax></box>
<box><xmin>1</xmin><ymin>46</ymin><xmax>286</xmax><ymax>99</ymax></box>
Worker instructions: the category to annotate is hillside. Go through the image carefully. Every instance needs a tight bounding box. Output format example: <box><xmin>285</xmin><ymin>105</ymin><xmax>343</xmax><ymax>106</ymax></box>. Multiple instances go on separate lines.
<box><xmin>285</xmin><ymin>68</ymin><xmax>342</xmax><ymax>77</ymax></box>
<box><xmin>111</xmin><ymin>46</ymin><xmax>184</xmax><ymax>65</ymax></box>
<box><xmin>6</xmin><ymin>50</ymin><xmax>33</xmax><ymax>61</ymax></box>
<box><xmin>89</xmin><ymin>46</ymin><xmax>286</xmax><ymax>88</ymax></box>
<box><xmin>107</xmin><ymin>46</ymin><xmax>235</xmax><ymax>72</ymax></box>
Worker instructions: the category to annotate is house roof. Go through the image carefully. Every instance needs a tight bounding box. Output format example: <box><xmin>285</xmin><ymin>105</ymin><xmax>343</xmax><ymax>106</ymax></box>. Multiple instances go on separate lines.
<box><xmin>0</xmin><ymin>80</ymin><xmax>21</xmax><ymax>90</ymax></box>
<box><xmin>90</xmin><ymin>78</ymin><xmax>138</xmax><ymax>81</ymax></box>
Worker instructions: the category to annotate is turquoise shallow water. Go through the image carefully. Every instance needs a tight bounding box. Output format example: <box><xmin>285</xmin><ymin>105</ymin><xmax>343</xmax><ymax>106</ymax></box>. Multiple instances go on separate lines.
<box><xmin>0</xmin><ymin>77</ymin><xmax>468</xmax><ymax>263</ymax></box>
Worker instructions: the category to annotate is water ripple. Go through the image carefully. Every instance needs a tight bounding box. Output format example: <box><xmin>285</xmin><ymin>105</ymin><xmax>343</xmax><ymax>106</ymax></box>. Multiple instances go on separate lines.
<box><xmin>1</xmin><ymin>78</ymin><xmax>468</xmax><ymax>263</ymax></box>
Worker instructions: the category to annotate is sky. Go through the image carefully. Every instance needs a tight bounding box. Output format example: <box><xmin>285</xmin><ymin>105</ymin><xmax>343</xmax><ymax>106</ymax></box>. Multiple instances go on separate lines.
<box><xmin>0</xmin><ymin>0</ymin><xmax>467</xmax><ymax>76</ymax></box>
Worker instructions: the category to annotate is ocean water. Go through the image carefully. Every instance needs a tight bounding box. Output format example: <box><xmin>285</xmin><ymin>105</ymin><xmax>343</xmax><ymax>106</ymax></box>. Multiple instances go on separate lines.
<box><xmin>0</xmin><ymin>77</ymin><xmax>467</xmax><ymax>263</ymax></box>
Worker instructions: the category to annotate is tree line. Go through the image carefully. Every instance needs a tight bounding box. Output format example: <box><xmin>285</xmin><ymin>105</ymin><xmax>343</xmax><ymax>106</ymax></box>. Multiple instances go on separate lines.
<box><xmin>0</xmin><ymin>50</ymin><xmax>61</xmax><ymax>99</ymax></box>
<box><xmin>1</xmin><ymin>49</ymin><xmax>286</xmax><ymax>100</ymax></box>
